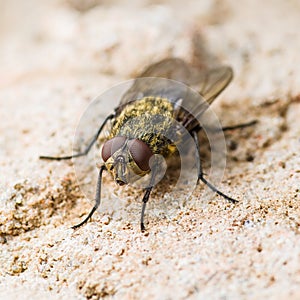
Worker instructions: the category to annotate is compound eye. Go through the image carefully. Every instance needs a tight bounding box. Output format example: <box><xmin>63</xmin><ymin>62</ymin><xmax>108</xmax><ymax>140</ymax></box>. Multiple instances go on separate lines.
<box><xmin>128</xmin><ymin>139</ymin><xmax>153</xmax><ymax>171</ymax></box>
<box><xmin>102</xmin><ymin>136</ymin><xmax>127</xmax><ymax>162</ymax></box>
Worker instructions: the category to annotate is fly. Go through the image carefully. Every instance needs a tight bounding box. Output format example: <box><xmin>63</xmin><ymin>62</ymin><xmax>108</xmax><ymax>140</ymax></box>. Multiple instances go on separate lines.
<box><xmin>40</xmin><ymin>58</ymin><xmax>256</xmax><ymax>231</ymax></box>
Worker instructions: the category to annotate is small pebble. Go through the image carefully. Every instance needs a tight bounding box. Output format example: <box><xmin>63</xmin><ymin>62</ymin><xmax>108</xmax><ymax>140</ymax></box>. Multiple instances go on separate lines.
<box><xmin>101</xmin><ymin>216</ymin><xmax>111</xmax><ymax>225</ymax></box>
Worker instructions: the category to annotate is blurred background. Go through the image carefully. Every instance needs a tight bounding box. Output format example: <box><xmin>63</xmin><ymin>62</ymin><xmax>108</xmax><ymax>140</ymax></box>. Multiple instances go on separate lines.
<box><xmin>1</xmin><ymin>0</ymin><xmax>299</xmax><ymax>95</ymax></box>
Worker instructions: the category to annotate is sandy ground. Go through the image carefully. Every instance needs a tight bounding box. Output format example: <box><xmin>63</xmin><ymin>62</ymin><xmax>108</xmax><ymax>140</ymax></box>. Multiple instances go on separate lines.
<box><xmin>1</xmin><ymin>0</ymin><xmax>300</xmax><ymax>299</ymax></box>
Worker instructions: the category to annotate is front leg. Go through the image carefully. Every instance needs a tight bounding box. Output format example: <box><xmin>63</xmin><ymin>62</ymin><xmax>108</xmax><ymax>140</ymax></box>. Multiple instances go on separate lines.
<box><xmin>140</xmin><ymin>187</ymin><xmax>153</xmax><ymax>232</ymax></box>
<box><xmin>40</xmin><ymin>114</ymin><xmax>114</xmax><ymax>161</ymax></box>
<box><xmin>72</xmin><ymin>165</ymin><xmax>107</xmax><ymax>229</ymax></box>
<box><xmin>140</xmin><ymin>159</ymin><xmax>160</xmax><ymax>231</ymax></box>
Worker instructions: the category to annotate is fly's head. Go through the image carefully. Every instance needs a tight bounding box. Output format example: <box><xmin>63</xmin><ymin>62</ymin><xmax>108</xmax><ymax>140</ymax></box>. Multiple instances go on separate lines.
<box><xmin>101</xmin><ymin>136</ymin><xmax>153</xmax><ymax>185</ymax></box>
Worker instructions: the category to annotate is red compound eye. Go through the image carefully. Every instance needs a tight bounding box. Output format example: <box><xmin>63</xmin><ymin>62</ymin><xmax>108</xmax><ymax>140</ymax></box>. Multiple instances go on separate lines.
<box><xmin>128</xmin><ymin>139</ymin><xmax>153</xmax><ymax>171</ymax></box>
<box><xmin>102</xmin><ymin>136</ymin><xmax>127</xmax><ymax>162</ymax></box>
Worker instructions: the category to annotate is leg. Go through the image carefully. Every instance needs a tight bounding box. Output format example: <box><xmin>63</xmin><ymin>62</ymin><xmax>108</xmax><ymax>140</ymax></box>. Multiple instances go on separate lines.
<box><xmin>140</xmin><ymin>163</ymin><xmax>158</xmax><ymax>232</ymax></box>
<box><xmin>191</xmin><ymin>120</ymin><xmax>257</xmax><ymax>136</ymax></box>
<box><xmin>72</xmin><ymin>165</ymin><xmax>106</xmax><ymax>229</ymax></box>
<box><xmin>222</xmin><ymin>120</ymin><xmax>257</xmax><ymax>132</ymax></box>
<box><xmin>140</xmin><ymin>187</ymin><xmax>152</xmax><ymax>232</ymax></box>
<box><xmin>40</xmin><ymin>114</ymin><xmax>114</xmax><ymax>160</ymax></box>
<box><xmin>192</xmin><ymin>131</ymin><xmax>238</xmax><ymax>204</ymax></box>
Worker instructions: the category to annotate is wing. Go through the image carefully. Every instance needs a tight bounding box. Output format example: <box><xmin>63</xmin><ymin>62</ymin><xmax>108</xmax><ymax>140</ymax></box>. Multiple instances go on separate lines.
<box><xmin>139</xmin><ymin>57</ymin><xmax>233</xmax><ymax>106</ymax></box>
<box><xmin>116</xmin><ymin>58</ymin><xmax>233</xmax><ymax>130</ymax></box>
<box><xmin>194</xmin><ymin>65</ymin><xmax>233</xmax><ymax>105</ymax></box>
<box><xmin>183</xmin><ymin>65</ymin><xmax>233</xmax><ymax>130</ymax></box>
<box><xmin>139</xmin><ymin>58</ymin><xmax>194</xmax><ymax>82</ymax></box>
<box><xmin>116</xmin><ymin>58</ymin><xmax>192</xmax><ymax>113</ymax></box>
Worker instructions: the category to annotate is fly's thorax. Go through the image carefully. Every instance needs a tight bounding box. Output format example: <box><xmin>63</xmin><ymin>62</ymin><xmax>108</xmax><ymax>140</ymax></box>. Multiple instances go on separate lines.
<box><xmin>102</xmin><ymin>136</ymin><xmax>153</xmax><ymax>185</ymax></box>
<box><xmin>109</xmin><ymin>96</ymin><xmax>179</xmax><ymax>157</ymax></box>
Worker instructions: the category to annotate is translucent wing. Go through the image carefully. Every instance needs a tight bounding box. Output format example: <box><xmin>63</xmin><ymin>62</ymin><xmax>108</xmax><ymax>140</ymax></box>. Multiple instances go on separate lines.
<box><xmin>184</xmin><ymin>65</ymin><xmax>233</xmax><ymax>130</ymax></box>
<box><xmin>139</xmin><ymin>57</ymin><xmax>233</xmax><ymax>105</ymax></box>
<box><xmin>139</xmin><ymin>58</ymin><xmax>194</xmax><ymax>82</ymax></box>
<box><xmin>117</xmin><ymin>58</ymin><xmax>191</xmax><ymax>111</ymax></box>
<box><xmin>117</xmin><ymin>58</ymin><xmax>233</xmax><ymax>129</ymax></box>
<box><xmin>193</xmin><ymin>65</ymin><xmax>233</xmax><ymax>105</ymax></box>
